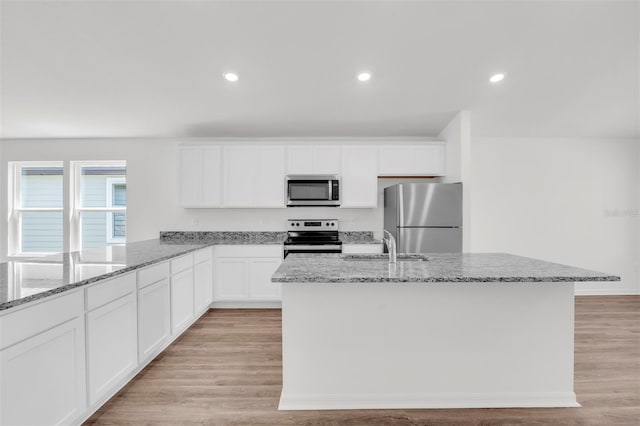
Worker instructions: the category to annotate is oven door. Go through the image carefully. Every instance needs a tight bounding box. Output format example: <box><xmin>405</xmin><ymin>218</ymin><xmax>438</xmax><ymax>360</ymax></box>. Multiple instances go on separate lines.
<box><xmin>284</xmin><ymin>244</ymin><xmax>343</xmax><ymax>258</ymax></box>
<box><xmin>286</xmin><ymin>176</ymin><xmax>340</xmax><ymax>207</ymax></box>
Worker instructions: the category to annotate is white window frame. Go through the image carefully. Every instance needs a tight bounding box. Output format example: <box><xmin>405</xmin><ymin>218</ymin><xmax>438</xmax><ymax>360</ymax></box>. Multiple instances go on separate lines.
<box><xmin>71</xmin><ymin>161</ymin><xmax>127</xmax><ymax>251</ymax></box>
<box><xmin>7</xmin><ymin>161</ymin><xmax>65</xmax><ymax>257</ymax></box>
<box><xmin>105</xmin><ymin>177</ymin><xmax>126</xmax><ymax>244</ymax></box>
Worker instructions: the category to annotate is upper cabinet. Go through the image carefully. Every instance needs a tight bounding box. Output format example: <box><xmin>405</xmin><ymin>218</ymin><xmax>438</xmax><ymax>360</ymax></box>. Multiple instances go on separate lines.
<box><xmin>223</xmin><ymin>145</ymin><xmax>285</xmax><ymax>208</ymax></box>
<box><xmin>341</xmin><ymin>146</ymin><xmax>378</xmax><ymax>208</ymax></box>
<box><xmin>378</xmin><ymin>142</ymin><xmax>446</xmax><ymax>176</ymax></box>
<box><xmin>178</xmin><ymin>141</ymin><xmax>447</xmax><ymax>209</ymax></box>
<box><xmin>286</xmin><ymin>145</ymin><xmax>341</xmax><ymax>175</ymax></box>
<box><xmin>178</xmin><ymin>145</ymin><xmax>222</xmax><ymax>208</ymax></box>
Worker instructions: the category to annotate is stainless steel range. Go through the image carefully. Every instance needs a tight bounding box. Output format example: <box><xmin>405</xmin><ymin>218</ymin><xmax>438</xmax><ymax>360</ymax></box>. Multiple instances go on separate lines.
<box><xmin>284</xmin><ymin>219</ymin><xmax>342</xmax><ymax>257</ymax></box>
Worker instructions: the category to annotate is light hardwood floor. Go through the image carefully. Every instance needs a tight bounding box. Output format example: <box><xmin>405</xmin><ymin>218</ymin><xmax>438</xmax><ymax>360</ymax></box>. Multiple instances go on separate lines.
<box><xmin>86</xmin><ymin>296</ymin><xmax>640</xmax><ymax>425</ymax></box>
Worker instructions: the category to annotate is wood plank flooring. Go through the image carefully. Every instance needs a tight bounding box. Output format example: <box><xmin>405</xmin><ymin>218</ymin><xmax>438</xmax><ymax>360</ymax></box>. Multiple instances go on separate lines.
<box><xmin>85</xmin><ymin>296</ymin><xmax>640</xmax><ymax>425</ymax></box>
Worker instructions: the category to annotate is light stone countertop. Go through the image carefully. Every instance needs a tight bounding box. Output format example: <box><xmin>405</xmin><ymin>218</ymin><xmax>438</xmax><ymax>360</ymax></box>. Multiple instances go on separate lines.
<box><xmin>271</xmin><ymin>253</ymin><xmax>620</xmax><ymax>283</ymax></box>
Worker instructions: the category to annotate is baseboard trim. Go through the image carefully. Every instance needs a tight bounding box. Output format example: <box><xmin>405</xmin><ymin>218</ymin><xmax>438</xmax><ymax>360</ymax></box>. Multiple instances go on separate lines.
<box><xmin>575</xmin><ymin>289</ymin><xmax>640</xmax><ymax>296</ymax></box>
<box><xmin>278</xmin><ymin>391</ymin><xmax>580</xmax><ymax>410</ymax></box>
<box><xmin>211</xmin><ymin>301</ymin><xmax>282</xmax><ymax>309</ymax></box>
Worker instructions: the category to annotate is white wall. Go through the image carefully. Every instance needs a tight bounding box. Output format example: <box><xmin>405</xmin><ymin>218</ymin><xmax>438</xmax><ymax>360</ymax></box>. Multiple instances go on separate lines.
<box><xmin>470</xmin><ymin>137</ymin><xmax>640</xmax><ymax>295</ymax></box>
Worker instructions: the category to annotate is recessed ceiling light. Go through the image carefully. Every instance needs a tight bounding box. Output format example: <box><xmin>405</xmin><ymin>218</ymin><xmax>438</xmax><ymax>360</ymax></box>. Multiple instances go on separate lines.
<box><xmin>489</xmin><ymin>73</ymin><xmax>505</xmax><ymax>83</ymax></box>
<box><xmin>357</xmin><ymin>72</ymin><xmax>372</xmax><ymax>82</ymax></box>
<box><xmin>223</xmin><ymin>72</ymin><xmax>239</xmax><ymax>82</ymax></box>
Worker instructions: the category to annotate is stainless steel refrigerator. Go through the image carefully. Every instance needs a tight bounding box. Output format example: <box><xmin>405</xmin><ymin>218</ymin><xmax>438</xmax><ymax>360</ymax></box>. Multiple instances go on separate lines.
<box><xmin>384</xmin><ymin>183</ymin><xmax>462</xmax><ymax>253</ymax></box>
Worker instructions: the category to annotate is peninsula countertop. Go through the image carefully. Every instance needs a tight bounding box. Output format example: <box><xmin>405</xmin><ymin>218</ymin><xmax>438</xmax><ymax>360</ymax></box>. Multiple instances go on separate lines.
<box><xmin>271</xmin><ymin>253</ymin><xmax>620</xmax><ymax>283</ymax></box>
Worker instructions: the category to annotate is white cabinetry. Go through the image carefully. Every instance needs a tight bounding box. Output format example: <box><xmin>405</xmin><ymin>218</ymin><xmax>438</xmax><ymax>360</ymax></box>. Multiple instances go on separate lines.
<box><xmin>86</xmin><ymin>273</ymin><xmax>138</xmax><ymax>405</ymax></box>
<box><xmin>0</xmin><ymin>291</ymin><xmax>86</xmax><ymax>426</ymax></box>
<box><xmin>178</xmin><ymin>145</ymin><xmax>223</xmax><ymax>207</ymax></box>
<box><xmin>342</xmin><ymin>244</ymin><xmax>384</xmax><ymax>254</ymax></box>
<box><xmin>170</xmin><ymin>254</ymin><xmax>195</xmax><ymax>335</ymax></box>
<box><xmin>137</xmin><ymin>261</ymin><xmax>171</xmax><ymax>363</ymax></box>
<box><xmin>223</xmin><ymin>145</ymin><xmax>285</xmax><ymax>207</ymax></box>
<box><xmin>286</xmin><ymin>145</ymin><xmax>341</xmax><ymax>174</ymax></box>
<box><xmin>194</xmin><ymin>248</ymin><xmax>214</xmax><ymax>314</ymax></box>
<box><xmin>378</xmin><ymin>143</ymin><xmax>446</xmax><ymax>176</ymax></box>
<box><xmin>341</xmin><ymin>145</ymin><xmax>378</xmax><ymax>208</ymax></box>
<box><xmin>213</xmin><ymin>245</ymin><xmax>283</xmax><ymax>306</ymax></box>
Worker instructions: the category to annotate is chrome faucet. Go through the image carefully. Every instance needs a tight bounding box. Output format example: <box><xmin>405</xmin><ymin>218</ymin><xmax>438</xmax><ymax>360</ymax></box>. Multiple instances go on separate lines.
<box><xmin>383</xmin><ymin>230</ymin><xmax>397</xmax><ymax>264</ymax></box>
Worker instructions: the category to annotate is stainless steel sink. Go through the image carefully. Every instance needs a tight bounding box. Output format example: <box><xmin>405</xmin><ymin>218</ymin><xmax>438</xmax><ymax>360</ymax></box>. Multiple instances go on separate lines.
<box><xmin>342</xmin><ymin>254</ymin><xmax>428</xmax><ymax>261</ymax></box>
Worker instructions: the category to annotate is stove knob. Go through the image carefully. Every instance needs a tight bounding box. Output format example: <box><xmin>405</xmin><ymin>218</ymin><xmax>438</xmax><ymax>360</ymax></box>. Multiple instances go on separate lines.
<box><xmin>331</xmin><ymin>222</ymin><xmax>336</xmax><ymax>226</ymax></box>
<box><xmin>296</xmin><ymin>223</ymin><xmax>300</xmax><ymax>226</ymax></box>
<box><xmin>326</xmin><ymin>222</ymin><xmax>330</xmax><ymax>226</ymax></box>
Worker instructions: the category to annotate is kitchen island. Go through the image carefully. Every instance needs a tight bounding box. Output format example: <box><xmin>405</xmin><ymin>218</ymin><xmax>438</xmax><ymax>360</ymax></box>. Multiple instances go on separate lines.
<box><xmin>272</xmin><ymin>253</ymin><xmax>619</xmax><ymax>410</ymax></box>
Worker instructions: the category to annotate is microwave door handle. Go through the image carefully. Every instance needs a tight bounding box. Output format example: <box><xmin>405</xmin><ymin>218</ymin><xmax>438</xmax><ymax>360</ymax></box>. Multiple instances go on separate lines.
<box><xmin>328</xmin><ymin>181</ymin><xmax>332</xmax><ymax>201</ymax></box>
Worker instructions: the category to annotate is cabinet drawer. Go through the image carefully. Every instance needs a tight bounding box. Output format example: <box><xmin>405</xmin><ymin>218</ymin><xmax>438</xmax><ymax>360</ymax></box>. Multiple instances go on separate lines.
<box><xmin>214</xmin><ymin>245</ymin><xmax>283</xmax><ymax>258</ymax></box>
<box><xmin>194</xmin><ymin>247</ymin><xmax>213</xmax><ymax>264</ymax></box>
<box><xmin>86</xmin><ymin>273</ymin><xmax>136</xmax><ymax>312</ymax></box>
<box><xmin>137</xmin><ymin>261</ymin><xmax>170</xmax><ymax>289</ymax></box>
<box><xmin>171</xmin><ymin>253</ymin><xmax>194</xmax><ymax>274</ymax></box>
<box><xmin>0</xmin><ymin>290</ymin><xmax>84</xmax><ymax>350</ymax></box>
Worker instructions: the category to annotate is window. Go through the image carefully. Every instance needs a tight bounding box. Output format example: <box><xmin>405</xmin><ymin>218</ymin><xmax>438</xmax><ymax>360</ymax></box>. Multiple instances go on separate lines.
<box><xmin>7</xmin><ymin>160</ymin><xmax>127</xmax><ymax>256</ymax></box>
<box><xmin>75</xmin><ymin>162</ymin><xmax>127</xmax><ymax>249</ymax></box>
<box><xmin>8</xmin><ymin>162</ymin><xmax>64</xmax><ymax>255</ymax></box>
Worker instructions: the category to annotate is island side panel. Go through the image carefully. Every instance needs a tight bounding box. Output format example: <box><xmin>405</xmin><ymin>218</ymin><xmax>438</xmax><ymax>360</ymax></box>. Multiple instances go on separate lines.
<box><xmin>279</xmin><ymin>281</ymin><xmax>578</xmax><ymax>410</ymax></box>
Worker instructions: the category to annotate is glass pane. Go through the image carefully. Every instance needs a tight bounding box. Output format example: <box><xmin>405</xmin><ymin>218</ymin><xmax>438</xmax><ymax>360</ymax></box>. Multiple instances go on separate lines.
<box><xmin>80</xmin><ymin>166</ymin><xmax>126</xmax><ymax>207</ymax></box>
<box><xmin>113</xmin><ymin>212</ymin><xmax>126</xmax><ymax>237</ymax></box>
<box><xmin>112</xmin><ymin>184</ymin><xmax>126</xmax><ymax>206</ymax></box>
<box><xmin>289</xmin><ymin>182</ymin><xmax>329</xmax><ymax>200</ymax></box>
<box><xmin>81</xmin><ymin>211</ymin><xmax>126</xmax><ymax>249</ymax></box>
<box><xmin>21</xmin><ymin>211</ymin><xmax>64</xmax><ymax>253</ymax></box>
<box><xmin>21</xmin><ymin>167</ymin><xmax>63</xmax><ymax>208</ymax></box>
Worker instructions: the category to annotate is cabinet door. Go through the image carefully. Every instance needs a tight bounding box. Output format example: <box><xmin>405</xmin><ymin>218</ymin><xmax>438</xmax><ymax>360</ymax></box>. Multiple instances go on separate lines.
<box><xmin>254</xmin><ymin>145</ymin><xmax>285</xmax><ymax>207</ymax></box>
<box><xmin>378</xmin><ymin>145</ymin><xmax>414</xmax><ymax>175</ymax></box>
<box><xmin>178</xmin><ymin>146</ymin><xmax>200</xmax><ymax>207</ymax></box>
<box><xmin>287</xmin><ymin>145</ymin><xmax>314</xmax><ymax>174</ymax></box>
<box><xmin>200</xmin><ymin>146</ymin><xmax>223</xmax><ymax>207</ymax></box>
<box><xmin>223</xmin><ymin>146</ymin><xmax>254</xmax><ymax>207</ymax></box>
<box><xmin>214</xmin><ymin>258</ymin><xmax>249</xmax><ymax>300</ymax></box>
<box><xmin>0</xmin><ymin>318</ymin><xmax>86</xmax><ymax>426</ymax></box>
<box><xmin>341</xmin><ymin>146</ymin><xmax>378</xmax><ymax>208</ymax></box>
<box><xmin>194</xmin><ymin>259</ymin><xmax>213</xmax><ymax>314</ymax></box>
<box><xmin>171</xmin><ymin>268</ymin><xmax>195</xmax><ymax>334</ymax></box>
<box><xmin>313</xmin><ymin>145</ymin><xmax>342</xmax><ymax>174</ymax></box>
<box><xmin>248</xmin><ymin>258</ymin><xmax>282</xmax><ymax>300</ymax></box>
<box><xmin>138</xmin><ymin>278</ymin><xmax>171</xmax><ymax>362</ymax></box>
<box><xmin>413</xmin><ymin>144</ymin><xmax>446</xmax><ymax>176</ymax></box>
<box><xmin>87</xmin><ymin>292</ymin><xmax>137</xmax><ymax>405</ymax></box>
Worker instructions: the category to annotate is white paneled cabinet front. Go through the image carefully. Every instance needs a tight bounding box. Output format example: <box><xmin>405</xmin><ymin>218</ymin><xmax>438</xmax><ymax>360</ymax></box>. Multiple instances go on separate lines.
<box><xmin>170</xmin><ymin>267</ymin><xmax>195</xmax><ymax>335</ymax></box>
<box><xmin>86</xmin><ymin>273</ymin><xmax>138</xmax><ymax>406</ymax></box>
<box><xmin>378</xmin><ymin>143</ymin><xmax>446</xmax><ymax>176</ymax></box>
<box><xmin>194</xmin><ymin>249</ymin><xmax>214</xmax><ymax>314</ymax></box>
<box><xmin>0</xmin><ymin>292</ymin><xmax>86</xmax><ymax>426</ymax></box>
<box><xmin>287</xmin><ymin>145</ymin><xmax>341</xmax><ymax>174</ymax></box>
<box><xmin>341</xmin><ymin>145</ymin><xmax>378</xmax><ymax>208</ymax></box>
<box><xmin>178</xmin><ymin>145</ymin><xmax>223</xmax><ymax>207</ymax></box>
<box><xmin>138</xmin><ymin>278</ymin><xmax>171</xmax><ymax>362</ymax></box>
<box><xmin>214</xmin><ymin>245</ymin><xmax>283</xmax><ymax>303</ymax></box>
<box><xmin>223</xmin><ymin>145</ymin><xmax>285</xmax><ymax>208</ymax></box>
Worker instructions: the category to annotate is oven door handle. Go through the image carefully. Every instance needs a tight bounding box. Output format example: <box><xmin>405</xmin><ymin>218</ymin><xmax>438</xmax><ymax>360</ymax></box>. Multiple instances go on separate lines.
<box><xmin>284</xmin><ymin>244</ymin><xmax>342</xmax><ymax>251</ymax></box>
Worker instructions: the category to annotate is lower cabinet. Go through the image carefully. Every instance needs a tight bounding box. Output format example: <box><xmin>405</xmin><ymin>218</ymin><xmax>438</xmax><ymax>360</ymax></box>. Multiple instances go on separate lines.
<box><xmin>0</xmin><ymin>314</ymin><xmax>86</xmax><ymax>426</ymax></box>
<box><xmin>213</xmin><ymin>245</ymin><xmax>283</xmax><ymax>304</ymax></box>
<box><xmin>138</xmin><ymin>278</ymin><xmax>171</xmax><ymax>362</ymax></box>
<box><xmin>87</xmin><ymin>291</ymin><xmax>138</xmax><ymax>405</ymax></box>
<box><xmin>194</xmin><ymin>258</ymin><xmax>214</xmax><ymax>314</ymax></box>
<box><xmin>171</xmin><ymin>267</ymin><xmax>195</xmax><ymax>335</ymax></box>
<box><xmin>342</xmin><ymin>244</ymin><xmax>384</xmax><ymax>254</ymax></box>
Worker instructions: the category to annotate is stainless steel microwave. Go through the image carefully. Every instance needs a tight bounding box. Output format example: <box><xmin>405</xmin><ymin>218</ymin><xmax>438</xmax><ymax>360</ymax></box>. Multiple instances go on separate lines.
<box><xmin>286</xmin><ymin>175</ymin><xmax>340</xmax><ymax>207</ymax></box>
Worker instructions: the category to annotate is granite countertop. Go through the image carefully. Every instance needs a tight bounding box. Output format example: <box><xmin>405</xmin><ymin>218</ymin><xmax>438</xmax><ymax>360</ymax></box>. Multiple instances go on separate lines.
<box><xmin>1</xmin><ymin>232</ymin><xmax>289</xmax><ymax>312</ymax></box>
<box><xmin>271</xmin><ymin>253</ymin><xmax>620</xmax><ymax>283</ymax></box>
<box><xmin>339</xmin><ymin>232</ymin><xmax>381</xmax><ymax>244</ymax></box>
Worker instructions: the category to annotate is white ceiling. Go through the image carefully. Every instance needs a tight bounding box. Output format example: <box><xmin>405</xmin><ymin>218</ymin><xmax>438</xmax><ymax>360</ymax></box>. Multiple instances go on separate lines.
<box><xmin>0</xmin><ymin>0</ymin><xmax>638</xmax><ymax>139</ymax></box>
